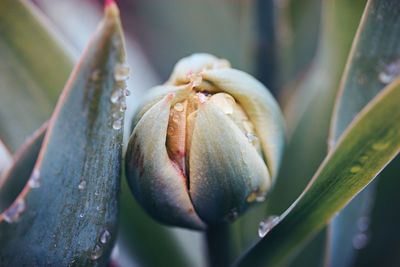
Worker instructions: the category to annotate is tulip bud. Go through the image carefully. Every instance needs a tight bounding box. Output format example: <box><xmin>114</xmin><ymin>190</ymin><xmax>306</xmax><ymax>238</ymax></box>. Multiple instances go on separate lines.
<box><xmin>125</xmin><ymin>54</ymin><xmax>285</xmax><ymax>230</ymax></box>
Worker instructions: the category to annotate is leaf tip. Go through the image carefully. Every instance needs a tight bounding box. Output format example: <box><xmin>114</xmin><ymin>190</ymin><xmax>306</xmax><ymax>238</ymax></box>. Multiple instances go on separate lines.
<box><xmin>104</xmin><ymin>0</ymin><xmax>119</xmax><ymax>18</ymax></box>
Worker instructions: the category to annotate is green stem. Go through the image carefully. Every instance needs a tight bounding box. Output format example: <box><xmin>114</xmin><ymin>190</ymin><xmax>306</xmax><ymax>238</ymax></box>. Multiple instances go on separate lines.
<box><xmin>205</xmin><ymin>223</ymin><xmax>232</xmax><ymax>267</ymax></box>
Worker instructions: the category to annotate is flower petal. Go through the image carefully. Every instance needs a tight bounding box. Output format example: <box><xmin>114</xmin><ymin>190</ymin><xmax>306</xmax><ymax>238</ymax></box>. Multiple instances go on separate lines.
<box><xmin>189</xmin><ymin>102</ymin><xmax>271</xmax><ymax>225</ymax></box>
<box><xmin>201</xmin><ymin>68</ymin><xmax>286</xmax><ymax>180</ymax></box>
<box><xmin>125</xmin><ymin>94</ymin><xmax>206</xmax><ymax>230</ymax></box>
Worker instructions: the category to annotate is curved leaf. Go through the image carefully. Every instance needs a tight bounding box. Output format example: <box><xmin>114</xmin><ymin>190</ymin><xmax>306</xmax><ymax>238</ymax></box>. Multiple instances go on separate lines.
<box><xmin>327</xmin><ymin>1</ymin><xmax>400</xmax><ymax>266</ymax></box>
<box><xmin>0</xmin><ymin>3</ymin><xmax>126</xmax><ymax>265</ymax></box>
<box><xmin>0</xmin><ymin>123</ymin><xmax>46</xmax><ymax>213</ymax></box>
<box><xmin>0</xmin><ymin>0</ymin><xmax>73</xmax><ymax>151</ymax></box>
<box><xmin>235</xmin><ymin>78</ymin><xmax>400</xmax><ymax>267</ymax></box>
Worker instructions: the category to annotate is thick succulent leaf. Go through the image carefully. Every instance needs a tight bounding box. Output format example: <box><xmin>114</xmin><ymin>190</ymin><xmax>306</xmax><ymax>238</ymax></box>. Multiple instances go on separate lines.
<box><xmin>235</xmin><ymin>78</ymin><xmax>400</xmax><ymax>267</ymax></box>
<box><xmin>201</xmin><ymin>68</ymin><xmax>285</xmax><ymax>180</ymax></box>
<box><xmin>189</xmin><ymin>102</ymin><xmax>270</xmax><ymax>225</ymax></box>
<box><xmin>0</xmin><ymin>3</ymin><xmax>125</xmax><ymax>265</ymax></box>
<box><xmin>125</xmin><ymin>94</ymin><xmax>206</xmax><ymax>230</ymax></box>
<box><xmin>327</xmin><ymin>1</ymin><xmax>400</xmax><ymax>266</ymax></box>
<box><xmin>0</xmin><ymin>0</ymin><xmax>73</xmax><ymax>151</ymax></box>
<box><xmin>0</xmin><ymin>124</ymin><xmax>46</xmax><ymax>212</ymax></box>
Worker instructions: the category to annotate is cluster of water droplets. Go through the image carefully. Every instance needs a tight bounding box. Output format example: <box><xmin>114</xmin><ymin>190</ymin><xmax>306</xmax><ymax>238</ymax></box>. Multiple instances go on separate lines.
<box><xmin>110</xmin><ymin>62</ymin><xmax>130</xmax><ymax>130</ymax></box>
<box><xmin>3</xmin><ymin>199</ymin><xmax>26</xmax><ymax>223</ymax></box>
<box><xmin>90</xmin><ymin>229</ymin><xmax>112</xmax><ymax>260</ymax></box>
<box><xmin>258</xmin><ymin>215</ymin><xmax>280</xmax><ymax>238</ymax></box>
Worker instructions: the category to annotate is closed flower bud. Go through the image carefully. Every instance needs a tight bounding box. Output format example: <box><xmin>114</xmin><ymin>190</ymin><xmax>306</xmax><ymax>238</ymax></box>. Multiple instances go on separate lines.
<box><xmin>125</xmin><ymin>54</ymin><xmax>285</xmax><ymax>230</ymax></box>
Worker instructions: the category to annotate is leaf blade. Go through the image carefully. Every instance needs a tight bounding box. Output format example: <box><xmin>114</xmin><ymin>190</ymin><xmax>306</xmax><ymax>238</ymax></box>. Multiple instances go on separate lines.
<box><xmin>0</xmin><ymin>3</ymin><xmax>126</xmax><ymax>265</ymax></box>
<box><xmin>236</xmin><ymin>78</ymin><xmax>400</xmax><ymax>267</ymax></box>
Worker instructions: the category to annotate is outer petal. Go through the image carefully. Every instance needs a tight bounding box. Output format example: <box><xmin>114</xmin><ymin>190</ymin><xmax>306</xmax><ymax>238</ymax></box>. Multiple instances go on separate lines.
<box><xmin>125</xmin><ymin>95</ymin><xmax>206</xmax><ymax>230</ymax></box>
<box><xmin>201</xmin><ymin>69</ymin><xmax>286</xmax><ymax>180</ymax></box>
<box><xmin>167</xmin><ymin>53</ymin><xmax>230</xmax><ymax>85</ymax></box>
<box><xmin>189</xmin><ymin>102</ymin><xmax>271</xmax><ymax>225</ymax></box>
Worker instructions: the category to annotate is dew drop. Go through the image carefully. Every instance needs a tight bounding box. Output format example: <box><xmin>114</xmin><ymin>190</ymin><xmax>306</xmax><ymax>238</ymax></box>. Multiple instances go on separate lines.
<box><xmin>353</xmin><ymin>233</ymin><xmax>369</xmax><ymax>249</ymax></box>
<box><xmin>79</xmin><ymin>213</ymin><xmax>85</xmax><ymax>218</ymax></box>
<box><xmin>3</xmin><ymin>199</ymin><xmax>26</xmax><ymax>223</ymax></box>
<box><xmin>173</xmin><ymin>102</ymin><xmax>184</xmax><ymax>112</ymax></box>
<box><xmin>226</xmin><ymin>208</ymin><xmax>238</xmax><ymax>221</ymax></box>
<box><xmin>256</xmin><ymin>195</ymin><xmax>266</xmax><ymax>203</ymax></box>
<box><xmin>112</xmin><ymin>119</ymin><xmax>122</xmax><ymax>130</ymax></box>
<box><xmin>197</xmin><ymin>92</ymin><xmax>207</xmax><ymax>103</ymax></box>
<box><xmin>372</xmin><ymin>142</ymin><xmax>389</xmax><ymax>151</ymax></box>
<box><xmin>120</xmin><ymin>98</ymin><xmax>127</xmax><ymax>111</ymax></box>
<box><xmin>114</xmin><ymin>63</ymin><xmax>130</xmax><ymax>81</ymax></box>
<box><xmin>110</xmin><ymin>89</ymin><xmax>123</xmax><ymax>104</ymax></box>
<box><xmin>90</xmin><ymin>244</ymin><xmax>103</xmax><ymax>260</ymax></box>
<box><xmin>28</xmin><ymin>169</ymin><xmax>41</xmax><ymax>188</ymax></box>
<box><xmin>124</xmin><ymin>89</ymin><xmax>131</xmax><ymax>96</ymax></box>
<box><xmin>350</xmin><ymin>165</ymin><xmax>362</xmax><ymax>174</ymax></box>
<box><xmin>246</xmin><ymin>132</ymin><xmax>258</xmax><ymax>143</ymax></box>
<box><xmin>78</xmin><ymin>180</ymin><xmax>87</xmax><ymax>190</ymax></box>
<box><xmin>258</xmin><ymin>216</ymin><xmax>280</xmax><ymax>238</ymax></box>
<box><xmin>378</xmin><ymin>58</ymin><xmax>400</xmax><ymax>84</ymax></box>
<box><xmin>99</xmin><ymin>230</ymin><xmax>111</xmax><ymax>244</ymax></box>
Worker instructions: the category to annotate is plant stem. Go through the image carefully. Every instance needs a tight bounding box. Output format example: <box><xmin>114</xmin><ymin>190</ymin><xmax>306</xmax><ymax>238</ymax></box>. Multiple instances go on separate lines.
<box><xmin>205</xmin><ymin>223</ymin><xmax>232</xmax><ymax>267</ymax></box>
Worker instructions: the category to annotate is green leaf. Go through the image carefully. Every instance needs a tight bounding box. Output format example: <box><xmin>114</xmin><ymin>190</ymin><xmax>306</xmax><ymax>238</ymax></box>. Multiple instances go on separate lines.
<box><xmin>0</xmin><ymin>3</ymin><xmax>126</xmax><ymax>265</ymax></box>
<box><xmin>0</xmin><ymin>123</ymin><xmax>46</xmax><ymax>212</ymax></box>
<box><xmin>0</xmin><ymin>0</ymin><xmax>73</xmax><ymax>151</ymax></box>
<box><xmin>235</xmin><ymin>78</ymin><xmax>400</xmax><ymax>267</ymax></box>
<box><xmin>327</xmin><ymin>1</ymin><xmax>400</xmax><ymax>266</ymax></box>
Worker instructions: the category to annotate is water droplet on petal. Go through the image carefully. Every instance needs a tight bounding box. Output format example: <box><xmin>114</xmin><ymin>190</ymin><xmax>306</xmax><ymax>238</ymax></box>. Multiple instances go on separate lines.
<box><xmin>114</xmin><ymin>63</ymin><xmax>130</xmax><ymax>81</ymax></box>
<box><xmin>3</xmin><ymin>199</ymin><xmax>26</xmax><ymax>223</ymax></box>
<box><xmin>196</xmin><ymin>92</ymin><xmax>207</xmax><ymax>103</ymax></box>
<box><xmin>350</xmin><ymin>165</ymin><xmax>362</xmax><ymax>173</ymax></box>
<box><xmin>78</xmin><ymin>180</ymin><xmax>87</xmax><ymax>190</ymax></box>
<box><xmin>173</xmin><ymin>102</ymin><xmax>184</xmax><ymax>112</ymax></box>
<box><xmin>28</xmin><ymin>169</ymin><xmax>41</xmax><ymax>188</ymax></box>
<box><xmin>246</xmin><ymin>132</ymin><xmax>257</xmax><ymax>143</ymax></box>
<box><xmin>353</xmin><ymin>233</ymin><xmax>369</xmax><ymax>249</ymax></box>
<box><xmin>112</xmin><ymin>119</ymin><xmax>122</xmax><ymax>130</ymax></box>
<box><xmin>91</xmin><ymin>244</ymin><xmax>103</xmax><ymax>260</ymax></box>
<box><xmin>258</xmin><ymin>216</ymin><xmax>280</xmax><ymax>238</ymax></box>
<box><xmin>99</xmin><ymin>230</ymin><xmax>111</xmax><ymax>244</ymax></box>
